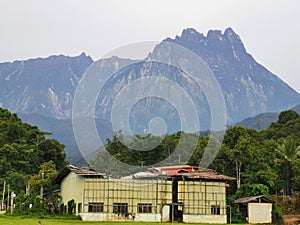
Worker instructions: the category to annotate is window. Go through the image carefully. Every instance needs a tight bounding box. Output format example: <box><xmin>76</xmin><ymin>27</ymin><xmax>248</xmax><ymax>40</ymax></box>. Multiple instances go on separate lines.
<box><xmin>113</xmin><ymin>203</ymin><xmax>128</xmax><ymax>214</ymax></box>
<box><xmin>88</xmin><ymin>202</ymin><xmax>104</xmax><ymax>213</ymax></box>
<box><xmin>137</xmin><ymin>203</ymin><xmax>152</xmax><ymax>213</ymax></box>
<box><xmin>211</xmin><ymin>205</ymin><xmax>220</xmax><ymax>215</ymax></box>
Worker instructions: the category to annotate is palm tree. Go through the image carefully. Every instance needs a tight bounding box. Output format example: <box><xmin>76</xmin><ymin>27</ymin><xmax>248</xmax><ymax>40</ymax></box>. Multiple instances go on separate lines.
<box><xmin>276</xmin><ymin>137</ymin><xmax>300</xmax><ymax>194</ymax></box>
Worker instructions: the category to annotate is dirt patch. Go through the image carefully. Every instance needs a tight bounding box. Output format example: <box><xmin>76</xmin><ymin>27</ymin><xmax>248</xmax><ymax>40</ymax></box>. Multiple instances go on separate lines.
<box><xmin>283</xmin><ymin>215</ymin><xmax>300</xmax><ymax>225</ymax></box>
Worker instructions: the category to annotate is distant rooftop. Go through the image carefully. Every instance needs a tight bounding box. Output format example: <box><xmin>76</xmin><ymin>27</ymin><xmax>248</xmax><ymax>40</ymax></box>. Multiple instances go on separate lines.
<box><xmin>54</xmin><ymin>165</ymin><xmax>106</xmax><ymax>184</ymax></box>
<box><xmin>234</xmin><ymin>195</ymin><xmax>273</xmax><ymax>204</ymax></box>
<box><xmin>55</xmin><ymin>164</ymin><xmax>235</xmax><ymax>182</ymax></box>
<box><xmin>149</xmin><ymin>165</ymin><xmax>202</xmax><ymax>175</ymax></box>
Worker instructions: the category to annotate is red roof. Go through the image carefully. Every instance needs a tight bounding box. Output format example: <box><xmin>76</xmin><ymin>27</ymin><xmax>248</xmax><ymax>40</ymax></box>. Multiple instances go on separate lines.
<box><xmin>148</xmin><ymin>165</ymin><xmax>202</xmax><ymax>176</ymax></box>
<box><xmin>147</xmin><ymin>165</ymin><xmax>235</xmax><ymax>180</ymax></box>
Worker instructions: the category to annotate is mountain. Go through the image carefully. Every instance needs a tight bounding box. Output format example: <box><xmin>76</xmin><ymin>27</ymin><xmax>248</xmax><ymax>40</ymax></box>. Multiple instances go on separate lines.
<box><xmin>86</xmin><ymin>27</ymin><xmax>300</xmax><ymax>135</ymax></box>
<box><xmin>236</xmin><ymin>104</ymin><xmax>300</xmax><ymax>130</ymax></box>
<box><xmin>1</xmin><ymin>27</ymin><xmax>300</xmax><ymax>163</ymax></box>
<box><xmin>0</xmin><ymin>53</ymin><xmax>93</xmax><ymax>118</ymax></box>
<box><xmin>293</xmin><ymin>104</ymin><xmax>300</xmax><ymax>113</ymax></box>
<box><xmin>1</xmin><ymin>28</ymin><xmax>299</xmax><ymax>125</ymax></box>
<box><xmin>164</xmin><ymin>27</ymin><xmax>300</xmax><ymax>123</ymax></box>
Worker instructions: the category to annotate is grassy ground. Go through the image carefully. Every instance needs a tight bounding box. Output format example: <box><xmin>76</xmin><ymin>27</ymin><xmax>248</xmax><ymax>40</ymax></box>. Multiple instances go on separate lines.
<box><xmin>0</xmin><ymin>216</ymin><xmax>231</xmax><ymax>225</ymax></box>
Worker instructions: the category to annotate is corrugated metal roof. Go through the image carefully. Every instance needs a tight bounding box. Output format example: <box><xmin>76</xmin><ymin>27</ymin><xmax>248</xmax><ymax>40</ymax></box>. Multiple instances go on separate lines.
<box><xmin>67</xmin><ymin>165</ymin><xmax>106</xmax><ymax>176</ymax></box>
<box><xmin>148</xmin><ymin>165</ymin><xmax>210</xmax><ymax>176</ymax></box>
<box><xmin>182</xmin><ymin>172</ymin><xmax>236</xmax><ymax>180</ymax></box>
<box><xmin>148</xmin><ymin>165</ymin><xmax>235</xmax><ymax>181</ymax></box>
<box><xmin>54</xmin><ymin>165</ymin><xmax>106</xmax><ymax>184</ymax></box>
<box><xmin>121</xmin><ymin>171</ymin><xmax>160</xmax><ymax>179</ymax></box>
<box><xmin>55</xmin><ymin>164</ymin><xmax>235</xmax><ymax>183</ymax></box>
<box><xmin>234</xmin><ymin>195</ymin><xmax>273</xmax><ymax>204</ymax></box>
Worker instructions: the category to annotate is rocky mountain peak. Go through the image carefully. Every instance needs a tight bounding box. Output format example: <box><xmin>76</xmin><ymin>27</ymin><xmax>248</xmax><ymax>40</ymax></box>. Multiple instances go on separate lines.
<box><xmin>224</xmin><ymin>27</ymin><xmax>240</xmax><ymax>39</ymax></box>
<box><xmin>1</xmin><ymin>28</ymin><xmax>299</xmax><ymax>126</ymax></box>
<box><xmin>178</xmin><ymin>27</ymin><xmax>242</xmax><ymax>45</ymax></box>
<box><xmin>180</xmin><ymin>28</ymin><xmax>205</xmax><ymax>42</ymax></box>
<box><xmin>156</xmin><ymin>27</ymin><xmax>300</xmax><ymax>123</ymax></box>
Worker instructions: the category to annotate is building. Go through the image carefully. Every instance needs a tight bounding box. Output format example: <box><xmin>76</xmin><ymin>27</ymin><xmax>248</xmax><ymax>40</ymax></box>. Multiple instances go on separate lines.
<box><xmin>55</xmin><ymin>165</ymin><xmax>235</xmax><ymax>223</ymax></box>
<box><xmin>234</xmin><ymin>195</ymin><xmax>273</xmax><ymax>224</ymax></box>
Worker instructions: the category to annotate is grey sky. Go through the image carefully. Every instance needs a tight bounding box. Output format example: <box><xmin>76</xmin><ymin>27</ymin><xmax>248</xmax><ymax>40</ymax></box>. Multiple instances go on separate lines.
<box><xmin>1</xmin><ymin>0</ymin><xmax>299</xmax><ymax>93</ymax></box>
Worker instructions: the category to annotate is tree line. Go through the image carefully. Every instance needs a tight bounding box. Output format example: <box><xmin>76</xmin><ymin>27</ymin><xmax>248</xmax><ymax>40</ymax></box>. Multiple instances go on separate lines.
<box><xmin>91</xmin><ymin>109</ymin><xmax>300</xmax><ymax>221</ymax></box>
<box><xmin>0</xmin><ymin>107</ymin><xmax>67</xmax><ymax>213</ymax></box>
<box><xmin>1</xmin><ymin>106</ymin><xmax>300</xmax><ymax>217</ymax></box>
<box><xmin>92</xmin><ymin>109</ymin><xmax>300</xmax><ymax>196</ymax></box>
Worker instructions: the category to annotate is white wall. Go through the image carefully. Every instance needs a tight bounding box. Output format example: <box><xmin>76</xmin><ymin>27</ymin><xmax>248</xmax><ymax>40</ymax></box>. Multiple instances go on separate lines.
<box><xmin>61</xmin><ymin>172</ymin><xmax>84</xmax><ymax>213</ymax></box>
<box><xmin>80</xmin><ymin>212</ymin><xmax>161</xmax><ymax>222</ymax></box>
<box><xmin>135</xmin><ymin>213</ymin><xmax>161</xmax><ymax>222</ymax></box>
<box><xmin>183</xmin><ymin>214</ymin><xmax>227</xmax><ymax>224</ymax></box>
<box><xmin>248</xmin><ymin>203</ymin><xmax>272</xmax><ymax>224</ymax></box>
<box><xmin>161</xmin><ymin>205</ymin><xmax>170</xmax><ymax>222</ymax></box>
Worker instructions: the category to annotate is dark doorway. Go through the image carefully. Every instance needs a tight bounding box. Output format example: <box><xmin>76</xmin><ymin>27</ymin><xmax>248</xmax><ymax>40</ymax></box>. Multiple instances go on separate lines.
<box><xmin>170</xmin><ymin>203</ymin><xmax>184</xmax><ymax>222</ymax></box>
<box><xmin>170</xmin><ymin>178</ymin><xmax>184</xmax><ymax>222</ymax></box>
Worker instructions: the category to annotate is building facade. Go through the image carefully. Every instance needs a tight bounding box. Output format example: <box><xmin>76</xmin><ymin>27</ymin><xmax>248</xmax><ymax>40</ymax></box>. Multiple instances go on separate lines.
<box><xmin>234</xmin><ymin>195</ymin><xmax>273</xmax><ymax>224</ymax></box>
<box><xmin>55</xmin><ymin>165</ymin><xmax>234</xmax><ymax>223</ymax></box>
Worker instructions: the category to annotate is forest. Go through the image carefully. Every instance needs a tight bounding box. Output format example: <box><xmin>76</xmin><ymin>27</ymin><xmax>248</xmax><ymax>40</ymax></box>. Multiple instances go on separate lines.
<box><xmin>0</xmin><ymin>107</ymin><xmax>67</xmax><ymax>213</ymax></box>
<box><xmin>1</xmin><ymin>107</ymin><xmax>300</xmax><ymax>219</ymax></box>
<box><xmin>91</xmin><ymin>109</ymin><xmax>300</xmax><ymax>220</ymax></box>
<box><xmin>94</xmin><ymin>110</ymin><xmax>300</xmax><ymax>195</ymax></box>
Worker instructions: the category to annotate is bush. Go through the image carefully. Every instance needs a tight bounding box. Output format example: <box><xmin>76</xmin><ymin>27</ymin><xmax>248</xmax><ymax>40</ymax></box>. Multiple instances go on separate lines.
<box><xmin>272</xmin><ymin>203</ymin><xmax>283</xmax><ymax>224</ymax></box>
<box><xmin>231</xmin><ymin>210</ymin><xmax>247</xmax><ymax>224</ymax></box>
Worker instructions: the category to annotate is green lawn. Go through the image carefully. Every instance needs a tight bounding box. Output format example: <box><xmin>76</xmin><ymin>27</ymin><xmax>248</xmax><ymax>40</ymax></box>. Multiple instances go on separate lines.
<box><xmin>0</xmin><ymin>216</ymin><xmax>234</xmax><ymax>225</ymax></box>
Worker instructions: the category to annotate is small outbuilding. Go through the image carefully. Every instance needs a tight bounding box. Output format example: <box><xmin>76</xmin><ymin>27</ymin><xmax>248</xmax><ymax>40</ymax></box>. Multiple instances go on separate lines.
<box><xmin>234</xmin><ymin>195</ymin><xmax>273</xmax><ymax>224</ymax></box>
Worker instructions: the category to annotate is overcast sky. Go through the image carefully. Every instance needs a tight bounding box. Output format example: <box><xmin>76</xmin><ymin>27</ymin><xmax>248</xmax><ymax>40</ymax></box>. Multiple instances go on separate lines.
<box><xmin>1</xmin><ymin>0</ymin><xmax>299</xmax><ymax>92</ymax></box>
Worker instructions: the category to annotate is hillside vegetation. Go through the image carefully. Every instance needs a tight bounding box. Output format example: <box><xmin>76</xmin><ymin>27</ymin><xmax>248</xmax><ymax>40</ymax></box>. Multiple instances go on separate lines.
<box><xmin>0</xmin><ymin>107</ymin><xmax>67</xmax><ymax>203</ymax></box>
<box><xmin>92</xmin><ymin>110</ymin><xmax>300</xmax><ymax>197</ymax></box>
<box><xmin>1</xmin><ymin>107</ymin><xmax>300</xmax><ymax>219</ymax></box>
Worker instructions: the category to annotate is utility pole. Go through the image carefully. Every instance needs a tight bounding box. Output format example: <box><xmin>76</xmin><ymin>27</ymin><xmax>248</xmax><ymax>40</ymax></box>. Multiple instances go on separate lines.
<box><xmin>40</xmin><ymin>172</ymin><xmax>44</xmax><ymax>198</ymax></box>
<box><xmin>1</xmin><ymin>180</ymin><xmax>5</xmax><ymax>210</ymax></box>
<box><xmin>7</xmin><ymin>184</ymin><xmax>9</xmax><ymax>211</ymax></box>
<box><xmin>26</xmin><ymin>183</ymin><xmax>30</xmax><ymax>195</ymax></box>
<box><xmin>10</xmin><ymin>192</ymin><xmax>15</xmax><ymax>215</ymax></box>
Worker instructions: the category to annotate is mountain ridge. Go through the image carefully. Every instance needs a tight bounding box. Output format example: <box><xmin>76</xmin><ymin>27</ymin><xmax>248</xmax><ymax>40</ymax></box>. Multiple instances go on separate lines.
<box><xmin>236</xmin><ymin>103</ymin><xmax>300</xmax><ymax>130</ymax></box>
<box><xmin>0</xmin><ymin>52</ymin><xmax>93</xmax><ymax>118</ymax></box>
<box><xmin>164</xmin><ymin>27</ymin><xmax>300</xmax><ymax>122</ymax></box>
<box><xmin>1</xmin><ymin>27</ymin><xmax>300</xmax><ymax>162</ymax></box>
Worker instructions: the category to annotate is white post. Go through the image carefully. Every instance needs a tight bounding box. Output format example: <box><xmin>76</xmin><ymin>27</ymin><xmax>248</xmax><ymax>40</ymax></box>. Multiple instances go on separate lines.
<box><xmin>1</xmin><ymin>180</ymin><xmax>5</xmax><ymax>210</ymax></box>
<box><xmin>26</xmin><ymin>184</ymin><xmax>30</xmax><ymax>195</ymax></box>
<box><xmin>7</xmin><ymin>184</ymin><xmax>9</xmax><ymax>211</ymax></box>
<box><xmin>10</xmin><ymin>192</ymin><xmax>15</xmax><ymax>215</ymax></box>
<box><xmin>40</xmin><ymin>172</ymin><xmax>44</xmax><ymax>198</ymax></box>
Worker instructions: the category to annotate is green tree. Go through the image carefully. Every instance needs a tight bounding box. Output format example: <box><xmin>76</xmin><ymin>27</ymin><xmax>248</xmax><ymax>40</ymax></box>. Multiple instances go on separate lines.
<box><xmin>188</xmin><ymin>136</ymin><xmax>208</xmax><ymax>166</ymax></box>
<box><xmin>28</xmin><ymin>161</ymin><xmax>58</xmax><ymax>197</ymax></box>
<box><xmin>242</xmin><ymin>139</ymin><xmax>278</xmax><ymax>190</ymax></box>
<box><xmin>235</xmin><ymin>183</ymin><xmax>270</xmax><ymax>199</ymax></box>
<box><xmin>275</xmin><ymin>137</ymin><xmax>300</xmax><ymax>194</ymax></box>
<box><xmin>222</xmin><ymin>126</ymin><xmax>253</xmax><ymax>189</ymax></box>
<box><xmin>39</xmin><ymin>139</ymin><xmax>66</xmax><ymax>170</ymax></box>
<box><xmin>278</xmin><ymin>110</ymin><xmax>299</xmax><ymax>124</ymax></box>
<box><xmin>0</xmin><ymin>107</ymin><xmax>67</xmax><ymax>196</ymax></box>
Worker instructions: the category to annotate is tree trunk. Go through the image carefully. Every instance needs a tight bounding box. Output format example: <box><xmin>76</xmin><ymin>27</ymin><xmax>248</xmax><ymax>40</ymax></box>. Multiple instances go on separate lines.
<box><xmin>286</xmin><ymin>162</ymin><xmax>291</xmax><ymax>195</ymax></box>
<box><xmin>236</xmin><ymin>161</ymin><xmax>242</xmax><ymax>189</ymax></box>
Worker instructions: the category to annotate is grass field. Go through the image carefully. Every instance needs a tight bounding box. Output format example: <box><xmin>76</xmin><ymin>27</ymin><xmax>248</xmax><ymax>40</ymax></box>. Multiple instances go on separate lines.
<box><xmin>0</xmin><ymin>217</ymin><xmax>176</xmax><ymax>225</ymax></box>
<box><xmin>0</xmin><ymin>216</ymin><xmax>232</xmax><ymax>225</ymax></box>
